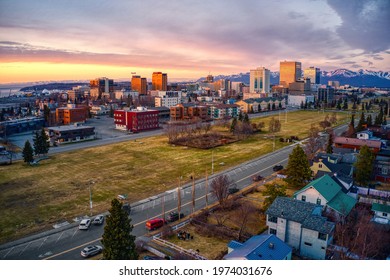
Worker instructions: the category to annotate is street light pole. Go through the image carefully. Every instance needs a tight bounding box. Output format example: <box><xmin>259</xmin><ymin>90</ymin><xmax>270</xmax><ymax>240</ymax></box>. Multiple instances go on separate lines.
<box><xmin>89</xmin><ymin>181</ymin><xmax>94</xmax><ymax>217</ymax></box>
<box><xmin>211</xmin><ymin>150</ymin><xmax>214</xmax><ymax>175</ymax></box>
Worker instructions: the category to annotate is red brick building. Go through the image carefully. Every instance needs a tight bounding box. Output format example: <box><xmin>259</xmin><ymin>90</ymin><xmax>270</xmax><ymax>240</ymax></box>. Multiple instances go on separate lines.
<box><xmin>114</xmin><ymin>107</ymin><xmax>159</xmax><ymax>132</ymax></box>
<box><xmin>56</xmin><ymin>104</ymin><xmax>88</xmax><ymax>125</ymax></box>
<box><xmin>170</xmin><ymin>103</ymin><xmax>208</xmax><ymax>121</ymax></box>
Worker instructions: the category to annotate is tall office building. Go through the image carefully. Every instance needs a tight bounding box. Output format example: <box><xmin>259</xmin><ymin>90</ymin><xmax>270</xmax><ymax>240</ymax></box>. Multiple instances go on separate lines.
<box><xmin>131</xmin><ymin>75</ymin><xmax>147</xmax><ymax>95</ymax></box>
<box><xmin>89</xmin><ymin>77</ymin><xmax>114</xmax><ymax>100</ymax></box>
<box><xmin>279</xmin><ymin>61</ymin><xmax>302</xmax><ymax>87</ymax></box>
<box><xmin>152</xmin><ymin>72</ymin><xmax>167</xmax><ymax>91</ymax></box>
<box><xmin>304</xmin><ymin>67</ymin><xmax>321</xmax><ymax>85</ymax></box>
<box><xmin>250</xmin><ymin>67</ymin><xmax>270</xmax><ymax>93</ymax></box>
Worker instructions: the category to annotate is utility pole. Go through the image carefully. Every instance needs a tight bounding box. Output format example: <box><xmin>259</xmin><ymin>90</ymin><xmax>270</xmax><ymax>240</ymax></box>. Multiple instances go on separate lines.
<box><xmin>211</xmin><ymin>150</ymin><xmax>214</xmax><ymax>175</ymax></box>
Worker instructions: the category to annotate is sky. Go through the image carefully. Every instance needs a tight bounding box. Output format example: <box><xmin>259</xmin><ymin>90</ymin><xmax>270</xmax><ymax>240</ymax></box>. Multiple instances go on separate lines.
<box><xmin>0</xmin><ymin>0</ymin><xmax>389</xmax><ymax>83</ymax></box>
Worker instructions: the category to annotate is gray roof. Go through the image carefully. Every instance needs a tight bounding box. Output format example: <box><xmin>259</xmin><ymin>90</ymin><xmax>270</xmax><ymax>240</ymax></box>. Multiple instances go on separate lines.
<box><xmin>266</xmin><ymin>197</ymin><xmax>335</xmax><ymax>235</ymax></box>
<box><xmin>265</xmin><ymin>197</ymin><xmax>319</xmax><ymax>224</ymax></box>
<box><xmin>302</xmin><ymin>215</ymin><xmax>334</xmax><ymax>235</ymax></box>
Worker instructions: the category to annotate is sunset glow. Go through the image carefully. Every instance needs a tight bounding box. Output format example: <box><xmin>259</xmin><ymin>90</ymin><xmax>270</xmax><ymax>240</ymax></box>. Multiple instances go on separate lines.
<box><xmin>0</xmin><ymin>0</ymin><xmax>389</xmax><ymax>83</ymax></box>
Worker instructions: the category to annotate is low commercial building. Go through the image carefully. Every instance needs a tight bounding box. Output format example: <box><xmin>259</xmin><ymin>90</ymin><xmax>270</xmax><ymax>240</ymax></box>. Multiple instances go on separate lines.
<box><xmin>56</xmin><ymin>103</ymin><xmax>88</xmax><ymax>125</ymax></box>
<box><xmin>170</xmin><ymin>103</ymin><xmax>208</xmax><ymax>121</ymax></box>
<box><xmin>114</xmin><ymin>107</ymin><xmax>159</xmax><ymax>132</ymax></box>
<box><xmin>45</xmin><ymin>124</ymin><xmax>95</xmax><ymax>146</ymax></box>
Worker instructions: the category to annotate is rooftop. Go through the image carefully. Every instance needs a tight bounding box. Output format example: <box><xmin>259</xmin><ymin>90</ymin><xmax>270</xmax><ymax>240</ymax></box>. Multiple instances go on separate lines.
<box><xmin>372</xmin><ymin>203</ymin><xmax>390</xmax><ymax>213</ymax></box>
<box><xmin>224</xmin><ymin>234</ymin><xmax>292</xmax><ymax>260</ymax></box>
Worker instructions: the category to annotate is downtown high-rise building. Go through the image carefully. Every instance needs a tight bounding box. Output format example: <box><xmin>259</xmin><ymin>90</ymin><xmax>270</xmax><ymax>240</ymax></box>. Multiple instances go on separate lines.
<box><xmin>152</xmin><ymin>72</ymin><xmax>167</xmax><ymax>91</ymax></box>
<box><xmin>89</xmin><ymin>77</ymin><xmax>114</xmax><ymax>100</ymax></box>
<box><xmin>279</xmin><ymin>61</ymin><xmax>302</xmax><ymax>87</ymax></box>
<box><xmin>131</xmin><ymin>75</ymin><xmax>147</xmax><ymax>95</ymax></box>
<box><xmin>304</xmin><ymin>67</ymin><xmax>321</xmax><ymax>85</ymax></box>
<box><xmin>250</xmin><ymin>67</ymin><xmax>270</xmax><ymax>93</ymax></box>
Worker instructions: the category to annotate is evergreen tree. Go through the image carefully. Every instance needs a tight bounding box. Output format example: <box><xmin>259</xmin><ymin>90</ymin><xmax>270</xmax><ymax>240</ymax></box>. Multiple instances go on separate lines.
<box><xmin>33</xmin><ymin>130</ymin><xmax>41</xmax><ymax>156</ymax></box>
<box><xmin>40</xmin><ymin>128</ymin><xmax>50</xmax><ymax>155</ymax></box>
<box><xmin>343</xmin><ymin>99</ymin><xmax>348</xmax><ymax>110</ymax></box>
<box><xmin>375</xmin><ymin>107</ymin><xmax>383</xmax><ymax>125</ymax></box>
<box><xmin>356</xmin><ymin>112</ymin><xmax>366</xmax><ymax>132</ymax></box>
<box><xmin>285</xmin><ymin>145</ymin><xmax>312</xmax><ymax>189</ymax></box>
<box><xmin>102</xmin><ymin>199</ymin><xmax>138</xmax><ymax>260</ymax></box>
<box><xmin>326</xmin><ymin>133</ymin><xmax>333</xmax><ymax>154</ymax></box>
<box><xmin>243</xmin><ymin>113</ymin><xmax>250</xmax><ymax>123</ymax></box>
<box><xmin>272</xmin><ymin>103</ymin><xmax>276</xmax><ymax>110</ymax></box>
<box><xmin>262</xmin><ymin>183</ymin><xmax>287</xmax><ymax>211</ymax></box>
<box><xmin>267</xmin><ymin>103</ymin><xmax>271</xmax><ymax>111</ymax></box>
<box><xmin>366</xmin><ymin>114</ymin><xmax>372</xmax><ymax>126</ymax></box>
<box><xmin>336</xmin><ymin>101</ymin><xmax>341</xmax><ymax>110</ymax></box>
<box><xmin>230</xmin><ymin>117</ymin><xmax>237</xmax><ymax>133</ymax></box>
<box><xmin>350</xmin><ymin>114</ymin><xmax>355</xmax><ymax>127</ymax></box>
<box><xmin>22</xmin><ymin>140</ymin><xmax>34</xmax><ymax>163</ymax></box>
<box><xmin>43</xmin><ymin>105</ymin><xmax>51</xmax><ymax>125</ymax></box>
<box><xmin>238</xmin><ymin>111</ymin><xmax>243</xmax><ymax>121</ymax></box>
<box><xmin>354</xmin><ymin>145</ymin><xmax>375</xmax><ymax>186</ymax></box>
<box><xmin>300</xmin><ymin>101</ymin><xmax>304</xmax><ymax>109</ymax></box>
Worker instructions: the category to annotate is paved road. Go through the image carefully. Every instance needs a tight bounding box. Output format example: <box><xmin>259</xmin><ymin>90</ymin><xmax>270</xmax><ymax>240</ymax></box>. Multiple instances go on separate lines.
<box><xmin>0</xmin><ymin>117</ymin><xmax>348</xmax><ymax>260</ymax></box>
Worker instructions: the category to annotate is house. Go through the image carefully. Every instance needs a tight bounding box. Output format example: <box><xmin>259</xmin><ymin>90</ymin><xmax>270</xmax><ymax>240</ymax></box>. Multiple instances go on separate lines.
<box><xmin>371</xmin><ymin>203</ymin><xmax>390</xmax><ymax>225</ymax></box>
<box><xmin>333</xmin><ymin>136</ymin><xmax>382</xmax><ymax>154</ymax></box>
<box><xmin>374</xmin><ymin>149</ymin><xmax>390</xmax><ymax>182</ymax></box>
<box><xmin>294</xmin><ymin>175</ymin><xmax>357</xmax><ymax>217</ymax></box>
<box><xmin>266</xmin><ymin>197</ymin><xmax>335</xmax><ymax>260</ymax></box>
<box><xmin>224</xmin><ymin>234</ymin><xmax>292</xmax><ymax>260</ymax></box>
<box><xmin>311</xmin><ymin>156</ymin><xmax>353</xmax><ymax>178</ymax></box>
<box><xmin>45</xmin><ymin>124</ymin><xmax>96</xmax><ymax>146</ymax></box>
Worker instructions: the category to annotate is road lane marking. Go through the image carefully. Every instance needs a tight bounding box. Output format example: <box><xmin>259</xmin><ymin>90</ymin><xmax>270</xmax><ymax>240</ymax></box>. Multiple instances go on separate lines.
<box><xmin>55</xmin><ymin>232</ymin><xmax>64</xmax><ymax>243</ymax></box>
<box><xmin>38</xmin><ymin>236</ymin><xmax>48</xmax><ymax>250</ymax></box>
<box><xmin>19</xmin><ymin>242</ymin><xmax>31</xmax><ymax>256</ymax></box>
<box><xmin>3</xmin><ymin>247</ymin><xmax>14</xmax><ymax>259</ymax></box>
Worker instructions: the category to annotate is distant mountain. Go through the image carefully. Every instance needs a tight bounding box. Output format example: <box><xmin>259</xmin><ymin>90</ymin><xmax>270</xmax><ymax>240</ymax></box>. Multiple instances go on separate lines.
<box><xmin>199</xmin><ymin>69</ymin><xmax>390</xmax><ymax>88</ymax></box>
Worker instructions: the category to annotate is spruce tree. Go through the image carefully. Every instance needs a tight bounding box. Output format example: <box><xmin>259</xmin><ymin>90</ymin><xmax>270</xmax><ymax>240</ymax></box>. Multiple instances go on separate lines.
<box><xmin>41</xmin><ymin>128</ymin><xmax>50</xmax><ymax>155</ymax></box>
<box><xmin>230</xmin><ymin>117</ymin><xmax>237</xmax><ymax>133</ymax></box>
<box><xmin>102</xmin><ymin>199</ymin><xmax>138</xmax><ymax>260</ymax></box>
<box><xmin>243</xmin><ymin>113</ymin><xmax>250</xmax><ymax>123</ymax></box>
<box><xmin>366</xmin><ymin>114</ymin><xmax>372</xmax><ymax>126</ymax></box>
<box><xmin>356</xmin><ymin>112</ymin><xmax>366</xmax><ymax>132</ymax></box>
<box><xmin>22</xmin><ymin>140</ymin><xmax>34</xmax><ymax>163</ymax></box>
<box><xmin>354</xmin><ymin>145</ymin><xmax>375</xmax><ymax>186</ymax></box>
<box><xmin>33</xmin><ymin>130</ymin><xmax>41</xmax><ymax>156</ymax></box>
<box><xmin>326</xmin><ymin>133</ymin><xmax>333</xmax><ymax>154</ymax></box>
<box><xmin>285</xmin><ymin>145</ymin><xmax>312</xmax><ymax>189</ymax></box>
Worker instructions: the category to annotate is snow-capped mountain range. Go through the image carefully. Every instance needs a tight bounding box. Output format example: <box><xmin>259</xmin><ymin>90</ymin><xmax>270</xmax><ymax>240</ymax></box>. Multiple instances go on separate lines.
<box><xmin>199</xmin><ymin>69</ymin><xmax>390</xmax><ymax>88</ymax></box>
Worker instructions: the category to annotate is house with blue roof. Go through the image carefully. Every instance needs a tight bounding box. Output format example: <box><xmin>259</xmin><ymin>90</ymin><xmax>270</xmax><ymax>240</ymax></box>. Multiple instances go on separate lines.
<box><xmin>224</xmin><ymin>234</ymin><xmax>292</xmax><ymax>260</ymax></box>
<box><xmin>266</xmin><ymin>197</ymin><xmax>335</xmax><ymax>260</ymax></box>
<box><xmin>293</xmin><ymin>174</ymin><xmax>357</xmax><ymax>217</ymax></box>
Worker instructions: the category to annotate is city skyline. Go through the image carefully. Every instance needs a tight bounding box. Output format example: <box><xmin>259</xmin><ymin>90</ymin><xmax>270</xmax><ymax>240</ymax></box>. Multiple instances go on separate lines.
<box><xmin>0</xmin><ymin>0</ymin><xmax>389</xmax><ymax>83</ymax></box>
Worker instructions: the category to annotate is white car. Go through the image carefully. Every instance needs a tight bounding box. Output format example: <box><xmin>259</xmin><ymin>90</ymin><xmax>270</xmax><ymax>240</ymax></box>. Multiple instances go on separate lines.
<box><xmin>81</xmin><ymin>245</ymin><xmax>103</xmax><ymax>258</ymax></box>
<box><xmin>78</xmin><ymin>219</ymin><xmax>91</xmax><ymax>230</ymax></box>
<box><xmin>92</xmin><ymin>215</ymin><xmax>104</xmax><ymax>225</ymax></box>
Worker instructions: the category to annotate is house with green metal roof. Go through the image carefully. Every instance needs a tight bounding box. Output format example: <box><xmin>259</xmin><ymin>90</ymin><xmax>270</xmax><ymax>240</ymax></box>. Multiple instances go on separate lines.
<box><xmin>265</xmin><ymin>197</ymin><xmax>335</xmax><ymax>260</ymax></box>
<box><xmin>293</xmin><ymin>174</ymin><xmax>357</xmax><ymax>217</ymax></box>
<box><xmin>371</xmin><ymin>203</ymin><xmax>390</xmax><ymax>225</ymax></box>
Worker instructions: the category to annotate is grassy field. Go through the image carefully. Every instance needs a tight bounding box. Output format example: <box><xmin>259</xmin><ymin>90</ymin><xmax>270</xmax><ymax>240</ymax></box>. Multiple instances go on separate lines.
<box><xmin>0</xmin><ymin>110</ymin><xmax>348</xmax><ymax>244</ymax></box>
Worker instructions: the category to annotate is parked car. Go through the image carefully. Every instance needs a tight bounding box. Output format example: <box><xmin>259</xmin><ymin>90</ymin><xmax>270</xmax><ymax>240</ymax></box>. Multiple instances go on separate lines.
<box><xmin>78</xmin><ymin>219</ymin><xmax>91</xmax><ymax>230</ymax></box>
<box><xmin>273</xmin><ymin>165</ymin><xmax>283</xmax><ymax>172</ymax></box>
<box><xmin>92</xmin><ymin>215</ymin><xmax>104</xmax><ymax>225</ymax></box>
<box><xmin>167</xmin><ymin>211</ymin><xmax>184</xmax><ymax>223</ymax></box>
<box><xmin>145</xmin><ymin>218</ymin><xmax>165</xmax><ymax>230</ymax></box>
<box><xmin>252</xmin><ymin>174</ymin><xmax>264</xmax><ymax>182</ymax></box>
<box><xmin>228</xmin><ymin>187</ymin><xmax>239</xmax><ymax>194</ymax></box>
<box><xmin>80</xmin><ymin>245</ymin><xmax>103</xmax><ymax>258</ymax></box>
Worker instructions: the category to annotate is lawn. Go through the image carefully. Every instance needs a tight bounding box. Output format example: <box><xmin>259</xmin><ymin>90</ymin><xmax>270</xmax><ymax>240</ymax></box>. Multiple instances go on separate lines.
<box><xmin>0</xmin><ymin>110</ymin><xmax>348</xmax><ymax>244</ymax></box>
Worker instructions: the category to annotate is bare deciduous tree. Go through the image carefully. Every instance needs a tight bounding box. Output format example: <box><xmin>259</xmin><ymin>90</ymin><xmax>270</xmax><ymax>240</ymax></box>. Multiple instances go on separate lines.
<box><xmin>232</xmin><ymin>201</ymin><xmax>257</xmax><ymax>241</ymax></box>
<box><xmin>268</xmin><ymin>117</ymin><xmax>281</xmax><ymax>133</ymax></box>
<box><xmin>210</xmin><ymin>174</ymin><xmax>233</xmax><ymax>207</ymax></box>
<box><xmin>304</xmin><ymin>125</ymin><xmax>323</xmax><ymax>160</ymax></box>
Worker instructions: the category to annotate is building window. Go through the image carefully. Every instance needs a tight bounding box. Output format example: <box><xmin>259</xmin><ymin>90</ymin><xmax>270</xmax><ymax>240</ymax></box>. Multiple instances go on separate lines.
<box><xmin>270</xmin><ymin>228</ymin><xmax>277</xmax><ymax>235</ymax></box>
<box><xmin>316</xmin><ymin>198</ymin><xmax>321</xmax><ymax>205</ymax></box>
<box><xmin>383</xmin><ymin>213</ymin><xmax>388</xmax><ymax>217</ymax></box>
<box><xmin>319</xmin><ymin>164</ymin><xmax>323</xmax><ymax>168</ymax></box>
<box><xmin>318</xmin><ymin>232</ymin><xmax>327</xmax><ymax>241</ymax></box>
<box><xmin>268</xmin><ymin>216</ymin><xmax>277</xmax><ymax>223</ymax></box>
<box><xmin>304</xmin><ymin>242</ymin><xmax>312</xmax><ymax>246</ymax></box>
<box><xmin>302</xmin><ymin>195</ymin><xmax>306</xmax><ymax>202</ymax></box>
